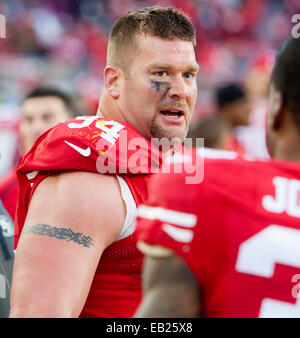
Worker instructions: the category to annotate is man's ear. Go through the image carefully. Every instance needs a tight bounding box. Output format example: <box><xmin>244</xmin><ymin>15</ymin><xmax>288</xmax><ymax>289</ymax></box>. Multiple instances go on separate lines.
<box><xmin>270</xmin><ymin>89</ymin><xmax>284</xmax><ymax>131</ymax></box>
<box><xmin>103</xmin><ymin>66</ymin><xmax>121</xmax><ymax>99</ymax></box>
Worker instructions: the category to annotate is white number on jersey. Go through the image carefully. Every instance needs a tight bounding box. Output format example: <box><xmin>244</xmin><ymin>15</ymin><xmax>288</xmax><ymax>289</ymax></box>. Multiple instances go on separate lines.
<box><xmin>95</xmin><ymin>120</ymin><xmax>124</xmax><ymax>144</ymax></box>
<box><xmin>67</xmin><ymin>117</ymin><xmax>124</xmax><ymax>146</ymax></box>
<box><xmin>236</xmin><ymin>225</ymin><xmax>300</xmax><ymax>317</ymax></box>
<box><xmin>67</xmin><ymin>116</ymin><xmax>100</xmax><ymax>129</ymax></box>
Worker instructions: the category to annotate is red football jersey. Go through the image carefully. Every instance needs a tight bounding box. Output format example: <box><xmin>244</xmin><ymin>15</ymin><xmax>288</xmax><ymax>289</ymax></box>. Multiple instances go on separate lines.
<box><xmin>137</xmin><ymin>150</ymin><xmax>300</xmax><ymax>318</ymax></box>
<box><xmin>224</xmin><ymin>134</ymin><xmax>247</xmax><ymax>156</ymax></box>
<box><xmin>15</xmin><ymin>115</ymin><xmax>163</xmax><ymax>318</ymax></box>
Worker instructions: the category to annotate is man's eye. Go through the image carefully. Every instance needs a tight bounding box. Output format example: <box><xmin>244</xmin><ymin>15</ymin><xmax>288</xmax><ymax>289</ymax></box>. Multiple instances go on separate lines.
<box><xmin>155</xmin><ymin>71</ymin><xmax>167</xmax><ymax>77</ymax></box>
<box><xmin>23</xmin><ymin>116</ymin><xmax>33</xmax><ymax>124</ymax></box>
<box><xmin>183</xmin><ymin>73</ymin><xmax>194</xmax><ymax>79</ymax></box>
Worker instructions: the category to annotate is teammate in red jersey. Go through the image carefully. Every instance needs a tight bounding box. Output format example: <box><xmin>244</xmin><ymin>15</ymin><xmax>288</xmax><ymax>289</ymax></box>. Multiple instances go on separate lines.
<box><xmin>0</xmin><ymin>86</ymin><xmax>75</xmax><ymax>220</ymax></box>
<box><xmin>9</xmin><ymin>6</ymin><xmax>199</xmax><ymax>318</ymax></box>
<box><xmin>135</xmin><ymin>36</ymin><xmax>300</xmax><ymax>318</ymax></box>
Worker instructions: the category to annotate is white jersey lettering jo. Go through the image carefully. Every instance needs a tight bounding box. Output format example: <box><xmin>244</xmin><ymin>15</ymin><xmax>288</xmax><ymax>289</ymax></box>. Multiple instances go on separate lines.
<box><xmin>262</xmin><ymin>177</ymin><xmax>300</xmax><ymax>218</ymax></box>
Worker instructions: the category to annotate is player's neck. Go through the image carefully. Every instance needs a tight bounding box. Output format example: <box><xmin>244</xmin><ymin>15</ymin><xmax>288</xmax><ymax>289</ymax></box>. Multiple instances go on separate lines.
<box><xmin>272</xmin><ymin>130</ymin><xmax>300</xmax><ymax>163</ymax></box>
<box><xmin>97</xmin><ymin>92</ymin><xmax>125</xmax><ymax>123</ymax></box>
<box><xmin>274</xmin><ymin>148</ymin><xmax>300</xmax><ymax>163</ymax></box>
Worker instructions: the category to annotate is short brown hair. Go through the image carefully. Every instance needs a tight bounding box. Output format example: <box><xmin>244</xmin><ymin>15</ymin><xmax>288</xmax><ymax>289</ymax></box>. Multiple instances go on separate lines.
<box><xmin>271</xmin><ymin>37</ymin><xmax>300</xmax><ymax>129</ymax></box>
<box><xmin>24</xmin><ymin>85</ymin><xmax>76</xmax><ymax>117</ymax></box>
<box><xmin>107</xmin><ymin>6</ymin><xmax>196</xmax><ymax>73</ymax></box>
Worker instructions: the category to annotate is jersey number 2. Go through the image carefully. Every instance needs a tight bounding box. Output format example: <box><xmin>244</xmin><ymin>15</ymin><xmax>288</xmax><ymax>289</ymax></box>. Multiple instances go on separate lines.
<box><xmin>235</xmin><ymin>225</ymin><xmax>300</xmax><ymax>317</ymax></box>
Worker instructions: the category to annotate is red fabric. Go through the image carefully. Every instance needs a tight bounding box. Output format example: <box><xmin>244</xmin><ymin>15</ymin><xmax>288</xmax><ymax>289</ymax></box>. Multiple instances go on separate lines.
<box><xmin>224</xmin><ymin>134</ymin><xmax>247</xmax><ymax>156</ymax></box>
<box><xmin>137</xmin><ymin>151</ymin><xmax>300</xmax><ymax>317</ymax></box>
<box><xmin>15</xmin><ymin>115</ymin><xmax>163</xmax><ymax>318</ymax></box>
<box><xmin>0</xmin><ymin>169</ymin><xmax>18</xmax><ymax>220</ymax></box>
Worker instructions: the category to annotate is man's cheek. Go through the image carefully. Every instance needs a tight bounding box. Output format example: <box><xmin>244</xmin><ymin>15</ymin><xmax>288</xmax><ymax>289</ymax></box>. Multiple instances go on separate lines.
<box><xmin>150</xmin><ymin>80</ymin><xmax>171</xmax><ymax>95</ymax></box>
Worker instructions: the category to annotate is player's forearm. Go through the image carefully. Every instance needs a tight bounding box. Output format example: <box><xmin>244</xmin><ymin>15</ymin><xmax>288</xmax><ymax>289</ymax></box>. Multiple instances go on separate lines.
<box><xmin>9</xmin><ymin>290</ymin><xmax>74</xmax><ymax>318</ymax></box>
<box><xmin>135</xmin><ymin>285</ymin><xmax>200</xmax><ymax>318</ymax></box>
<box><xmin>9</xmin><ymin>261</ymin><xmax>85</xmax><ymax>318</ymax></box>
<box><xmin>9</xmin><ymin>270</ymin><xmax>87</xmax><ymax>318</ymax></box>
<box><xmin>9</xmin><ymin>302</ymin><xmax>73</xmax><ymax>318</ymax></box>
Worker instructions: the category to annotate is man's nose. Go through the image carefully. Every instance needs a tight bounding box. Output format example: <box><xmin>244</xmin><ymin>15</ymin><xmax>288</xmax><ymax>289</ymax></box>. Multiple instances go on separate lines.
<box><xmin>167</xmin><ymin>75</ymin><xmax>189</xmax><ymax>99</ymax></box>
<box><xmin>32</xmin><ymin>120</ymin><xmax>47</xmax><ymax>137</ymax></box>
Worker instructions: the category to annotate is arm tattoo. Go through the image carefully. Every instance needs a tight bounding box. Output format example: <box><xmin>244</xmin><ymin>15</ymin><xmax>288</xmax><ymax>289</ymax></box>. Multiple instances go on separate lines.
<box><xmin>22</xmin><ymin>224</ymin><xmax>95</xmax><ymax>248</ymax></box>
<box><xmin>135</xmin><ymin>254</ymin><xmax>201</xmax><ymax>318</ymax></box>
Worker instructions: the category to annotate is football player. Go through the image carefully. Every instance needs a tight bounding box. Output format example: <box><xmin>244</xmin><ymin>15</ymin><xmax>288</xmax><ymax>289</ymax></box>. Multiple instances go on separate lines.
<box><xmin>10</xmin><ymin>6</ymin><xmax>199</xmax><ymax>317</ymax></box>
<box><xmin>135</xmin><ymin>36</ymin><xmax>300</xmax><ymax>318</ymax></box>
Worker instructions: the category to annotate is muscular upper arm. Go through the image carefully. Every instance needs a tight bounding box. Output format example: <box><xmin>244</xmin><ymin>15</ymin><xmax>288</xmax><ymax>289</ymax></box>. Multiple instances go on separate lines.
<box><xmin>10</xmin><ymin>171</ymin><xmax>126</xmax><ymax>317</ymax></box>
<box><xmin>134</xmin><ymin>244</ymin><xmax>201</xmax><ymax>318</ymax></box>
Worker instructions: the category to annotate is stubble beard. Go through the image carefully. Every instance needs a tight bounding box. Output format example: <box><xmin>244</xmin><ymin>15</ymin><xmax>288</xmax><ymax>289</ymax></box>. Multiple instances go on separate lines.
<box><xmin>149</xmin><ymin>113</ymin><xmax>189</xmax><ymax>146</ymax></box>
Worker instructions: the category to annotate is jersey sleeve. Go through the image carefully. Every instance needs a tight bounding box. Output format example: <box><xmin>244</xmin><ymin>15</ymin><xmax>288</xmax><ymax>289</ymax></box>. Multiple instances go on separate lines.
<box><xmin>14</xmin><ymin>116</ymin><xmax>162</xmax><ymax>247</ymax></box>
<box><xmin>135</xmin><ymin>171</ymin><xmax>206</xmax><ymax>285</ymax></box>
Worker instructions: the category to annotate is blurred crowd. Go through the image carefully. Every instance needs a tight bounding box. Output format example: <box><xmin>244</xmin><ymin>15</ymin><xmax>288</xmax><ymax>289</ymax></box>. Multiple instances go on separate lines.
<box><xmin>0</xmin><ymin>0</ymin><xmax>300</xmax><ymax>176</ymax></box>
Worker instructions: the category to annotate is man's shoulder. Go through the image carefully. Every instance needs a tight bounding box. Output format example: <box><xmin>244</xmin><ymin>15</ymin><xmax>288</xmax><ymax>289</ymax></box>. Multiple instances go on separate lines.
<box><xmin>25</xmin><ymin>170</ymin><xmax>125</xmax><ymax>236</ymax></box>
<box><xmin>19</xmin><ymin>115</ymin><xmax>161</xmax><ymax>176</ymax></box>
<box><xmin>203</xmin><ymin>152</ymin><xmax>300</xmax><ymax>186</ymax></box>
<box><xmin>161</xmin><ymin>148</ymin><xmax>263</xmax><ymax>183</ymax></box>
<box><xmin>36</xmin><ymin>170</ymin><xmax>120</xmax><ymax>200</ymax></box>
<box><xmin>49</xmin><ymin>115</ymin><xmax>144</xmax><ymax>142</ymax></box>
<box><xmin>156</xmin><ymin>148</ymin><xmax>292</xmax><ymax>202</ymax></box>
<box><xmin>189</xmin><ymin>148</ymin><xmax>287</xmax><ymax>182</ymax></box>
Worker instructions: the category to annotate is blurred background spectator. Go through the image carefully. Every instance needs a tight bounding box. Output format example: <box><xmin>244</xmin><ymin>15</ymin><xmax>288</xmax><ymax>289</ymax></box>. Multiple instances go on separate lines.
<box><xmin>214</xmin><ymin>83</ymin><xmax>250</xmax><ymax>155</ymax></box>
<box><xmin>0</xmin><ymin>0</ymin><xmax>299</xmax><ymax>177</ymax></box>
<box><xmin>188</xmin><ymin>116</ymin><xmax>231</xmax><ymax>149</ymax></box>
<box><xmin>0</xmin><ymin>85</ymin><xmax>77</xmax><ymax>219</ymax></box>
